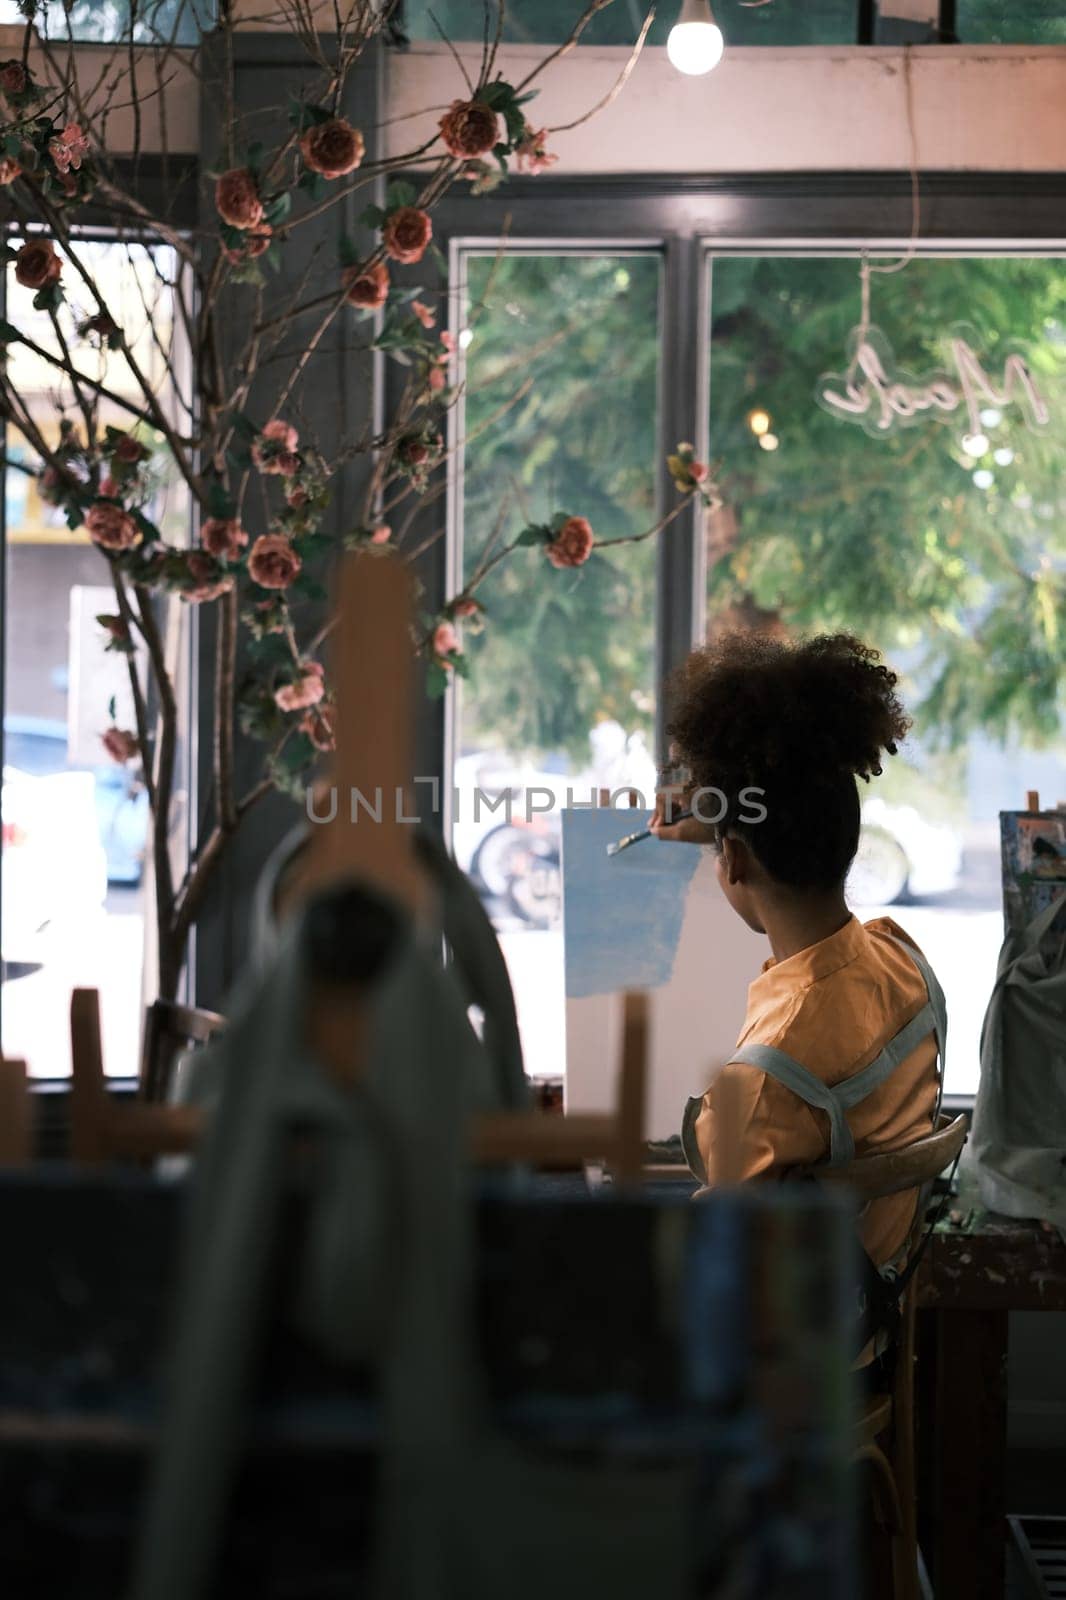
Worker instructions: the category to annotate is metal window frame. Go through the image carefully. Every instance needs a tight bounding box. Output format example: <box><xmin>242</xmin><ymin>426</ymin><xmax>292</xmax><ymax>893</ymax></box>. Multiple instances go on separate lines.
<box><xmin>418</xmin><ymin>169</ymin><xmax>1066</xmax><ymax>785</ymax></box>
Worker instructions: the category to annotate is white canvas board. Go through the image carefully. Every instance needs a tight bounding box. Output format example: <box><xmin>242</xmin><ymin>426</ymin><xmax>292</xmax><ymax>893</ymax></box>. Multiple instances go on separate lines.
<box><xmin>562</xmin><ymin>807</ymin><xmax>766</xmax><ymax>1141</ymax></box>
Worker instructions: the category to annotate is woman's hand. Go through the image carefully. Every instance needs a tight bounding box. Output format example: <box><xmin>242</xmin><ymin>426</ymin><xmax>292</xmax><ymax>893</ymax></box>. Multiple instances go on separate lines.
<box><xmin>649</xmin><ymin>785</ymin><xmax>717</xmax><ymax>845</ymax></box>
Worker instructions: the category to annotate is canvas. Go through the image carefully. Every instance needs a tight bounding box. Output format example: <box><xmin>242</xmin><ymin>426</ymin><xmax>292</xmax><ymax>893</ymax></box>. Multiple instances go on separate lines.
<box><xmin>562</xmin><ymin>808</ymin><xmax>767</xmax><ymax>1142</ymax></box>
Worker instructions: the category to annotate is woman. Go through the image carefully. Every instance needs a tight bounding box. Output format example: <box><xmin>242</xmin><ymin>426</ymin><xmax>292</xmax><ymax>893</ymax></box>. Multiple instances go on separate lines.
<box><xmin>653</xmin><ymin>631</ymin><xmax>943</xmax><ymax>1269</ymax></box>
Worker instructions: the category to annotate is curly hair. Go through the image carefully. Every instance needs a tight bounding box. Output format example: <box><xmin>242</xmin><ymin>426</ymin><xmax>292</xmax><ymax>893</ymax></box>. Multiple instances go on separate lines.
<box><xmin>665</xmin><ymin>632</ymin><xmax>911</xmax><ymax>891</ymax></box>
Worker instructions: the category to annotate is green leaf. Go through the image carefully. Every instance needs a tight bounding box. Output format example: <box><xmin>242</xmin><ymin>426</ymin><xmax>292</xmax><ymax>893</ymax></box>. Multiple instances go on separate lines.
<box><xmin>297</xmin><ymin>169</ymin><xmax>326</xmax><ymax>200</ymax></box>
<box><xmin>386</xmin><ymin>180</ymin><xmax>417</xmax><ymax>210</ymax></box>
<box><xmin>358</xmin><ymin>202</ymin><xmax>386</xmax><ymax>230</ymax></box>
<box><xmin>426</xmin><ymin>661</ymin><xmax>450</xmax><ymax>698</ymax></box>
<box><xmin>206</xmin><ymin>481</ymin><xmax>235</xmax><ymax>519</ymax></box>
<box><xmin>245</xmin><ymin>140</ymin><xmax>265</xmax><ymax>175</ymax></box>
<box><xmin>0</xmin><ymin>318</ymin><xmax>22</xmax><ymax>343</ymax></box>
<box><xmin>262</xmin><ymin>190</ymin><xmax>292</xmax><ymax>227</ymax></box>
<box><xmin>229</xmin><ymin>409</ymin><xmax>258</xmax><ymax>440</ymax></box>
<box><xmin>107</xmin><ymin>694</ymin><xmax>116</xmax><ymax>721</ymax></box>
<box><xmin>338</xmin><ymin>232</ymin><xmax>359</xmax><ymax>268</ymax></box>
<box><xmin>132</xmin><ymin>509</ymin><xmax>162</xmax><ymax>543</ymax></box>
<box><xmin>515</xmin><ymin>524</ymin><xmax>547</xmax><ymax>547</ymax></box>
<box><xmin>479</xmin><ymin>81</ymin><xmax>512</xmax><ymax>111</ymax></box>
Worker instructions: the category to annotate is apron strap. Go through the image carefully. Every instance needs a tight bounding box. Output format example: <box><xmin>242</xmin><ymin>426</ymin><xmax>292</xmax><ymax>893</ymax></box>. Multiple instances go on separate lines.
<box><xmin>731</xmin><ymin>935</ymin><xmax>947</xmax><ymax>1168</ymax></box>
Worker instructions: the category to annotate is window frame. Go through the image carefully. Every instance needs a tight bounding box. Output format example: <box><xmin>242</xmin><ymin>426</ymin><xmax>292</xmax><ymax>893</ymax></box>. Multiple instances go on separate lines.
<box><xmin>419</xmin><ymin>169</ymin><xmax>1066</xmax><ymax>1111</ymax></box>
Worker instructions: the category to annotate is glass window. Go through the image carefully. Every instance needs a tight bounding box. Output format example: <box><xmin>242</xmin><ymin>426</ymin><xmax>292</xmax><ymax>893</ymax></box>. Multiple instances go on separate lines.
<box><xmin>404</xmin><ymin>1</ymin><xmax>859</xmax><ymax>46</ymax></box>
<box><xmin>705</xmin><ymin>252</ymin><xmax>1066</xmax><ymax>1094</ymax></box>
<box><xmin>955</xmin><ymin>1</ymin><xmax>1066</xmax><ymax>43</ymax></box>
<box><xmin>0</xmin><ymin>1</ymin><xmax>214</xmax><ymax>43</ymax></box>
<box><xmin>2</xmin><ymin>240</ymin><xmax>191</xmax><ymax>1078</ymax></box>
<box><xmin>450</xmin><ymin>250</ymin><xmax>662</xmax><ymax>1080</ymax></box>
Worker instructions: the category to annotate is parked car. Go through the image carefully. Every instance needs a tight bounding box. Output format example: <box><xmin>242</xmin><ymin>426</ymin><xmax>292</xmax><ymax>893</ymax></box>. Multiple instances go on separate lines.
<box><xmin>848</xmin><ymin>797</ymin><xmax>963</xmax><ymax>906</ymax></box>
<box><xmin>453</xmin><ymin>749</ymin><xmax>963</xmax><ymax>923</ymax></box>
<box><xmin>2</xmin><ymin>757</ymin><xmax>106</xmax><ymax>968</ymax></box>
<box><xmin>2</xmin><ymin>714</ymin><xmax>151</xmax><ymax>969</ymax></box>
<box><xmin>3</xmin><ymin>715</ymin><xmax>149</xmax><ymax>886</ymax></box>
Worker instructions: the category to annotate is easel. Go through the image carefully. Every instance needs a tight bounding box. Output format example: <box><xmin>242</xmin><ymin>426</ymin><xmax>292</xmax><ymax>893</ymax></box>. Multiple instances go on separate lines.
<box><xmin>295</xmin><ymin>554</ymin><xmax>648</xmax><ymax>1181</ymax></box>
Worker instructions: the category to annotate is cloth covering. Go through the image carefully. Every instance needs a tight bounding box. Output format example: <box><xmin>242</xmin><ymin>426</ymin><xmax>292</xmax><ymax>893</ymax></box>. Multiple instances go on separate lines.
<box><xmin>970</xmin><ymin>892</ymin><xmax>1066</xmax><ymax>1232</ymax></box>
<box><xmin>131</xmin><ymin>838</ymin><xmax>691</xmax><ymax>1600</ymax></box>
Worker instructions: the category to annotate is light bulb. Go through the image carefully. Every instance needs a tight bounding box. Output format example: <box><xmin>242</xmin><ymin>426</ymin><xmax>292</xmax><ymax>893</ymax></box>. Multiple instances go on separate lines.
<box><xmin>993</xmin><ymin>446</ymin><xmax>1014</xmax><ymax>466</ymax></box>
<box><xmin>758</xmin><ymin>432</ymin><xmax>780</xmax><ymax>452</ymax></box>
<box><xmin>667</xmin><ymin>0</ymin><xmax>724</xmax><ymax>76</ymax></box>
<box><xmin>972</xmin><ymin>469</ymin><xmax>994</xmax><ymax>490</ymax></box>
<box><xmin>748</xmin><ymin>408</ymin><xmax>771</xmax><ymax>437</ymax></box>
<box><xmin>961</xmin><ymin>432</ymin><xmax>989</xmax><ymax>458</ymax></box>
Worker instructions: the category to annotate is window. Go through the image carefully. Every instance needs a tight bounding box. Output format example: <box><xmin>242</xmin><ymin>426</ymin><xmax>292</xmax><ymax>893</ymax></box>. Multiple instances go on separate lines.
<box><xmin>1</xmin><ymin>240</ymin><xmax>191</xmax><ymax>1078</ymax></box>
<box><xmin>705</xmin><ymin>250</ymin><xmax>1066</xmax><ymax>1093</ymax></box>
<box><xmin>404</xmin><ymin>0</ymin><xmax>860</xmax><ymax>46</ymax></box>
<box><xmin>0</xmin><ymin>1</ymin><xmax>214</xmax><ymax>44</ymax></box>
<box><xmin>956</xmin><ymin>1</ymin><xmax>1066</xmax><ymax>43</ymax></box>
<box><xmin>450</xmin><ymin>249</ymin><xmax>662</xmax><ymax>1078</ymax></box>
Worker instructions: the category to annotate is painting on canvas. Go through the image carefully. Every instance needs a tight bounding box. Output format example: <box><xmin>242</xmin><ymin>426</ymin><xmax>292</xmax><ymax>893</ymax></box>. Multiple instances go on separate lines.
<box><xmin>562</xmin><ymin>807</ymin><xmax>766</xmax><ymax>1142</ymax></box>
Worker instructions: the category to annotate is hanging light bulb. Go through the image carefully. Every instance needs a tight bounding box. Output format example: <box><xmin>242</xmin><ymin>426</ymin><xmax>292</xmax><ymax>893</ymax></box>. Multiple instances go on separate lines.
<box><xmin>667</xmin><ymin>0</ymin><xmax>725</xmax><ymax>76</ymax></box>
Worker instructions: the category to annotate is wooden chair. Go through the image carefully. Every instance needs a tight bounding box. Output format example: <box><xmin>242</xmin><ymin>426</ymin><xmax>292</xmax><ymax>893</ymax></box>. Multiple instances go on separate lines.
<box><xmin>815</xmin><ymin>1112</ymin><xmax>970</xmax><ymax>1600</ymax></box>
<box><xmin>70</xmin><ymin>988</ymin><xmax>200</xmax><ymax>1164</ymax></box>
<box><xmin>140</xmin><ymin>997</ymin><xmax>225</xmax><ymax>1104</ymax></box>
<box><xmin>0</xmin><ymin>1056</ymin><xmax>31</xmax><ymax>1165</ymax></box>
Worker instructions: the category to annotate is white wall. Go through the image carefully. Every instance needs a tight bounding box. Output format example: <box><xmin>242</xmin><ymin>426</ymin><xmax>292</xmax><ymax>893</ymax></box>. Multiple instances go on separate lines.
<box><xmin>386</xmin><ymin>43</ymin><xmax>1066</xmax><ymax>174</ymax></box>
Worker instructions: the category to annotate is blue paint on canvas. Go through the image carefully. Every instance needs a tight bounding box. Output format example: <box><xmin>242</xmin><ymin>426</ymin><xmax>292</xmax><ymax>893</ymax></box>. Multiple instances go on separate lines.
<box><xmin>562</xmin><ymin>808</ymin><xmax>703</xmax><ymax>999</ymax></box>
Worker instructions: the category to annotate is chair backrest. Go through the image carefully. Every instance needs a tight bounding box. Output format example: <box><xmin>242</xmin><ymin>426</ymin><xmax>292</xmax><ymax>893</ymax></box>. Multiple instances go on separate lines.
<box><xmin>810</xmin><ymin>1113</ymin><xmax>969</xmax><ymax>1202</ymax></box>
<box><xmin>0</xmin><ymin>1056</ymin><xmax>31</xmax><ymax>1165</ymax></box>
<box><xmin>140</xmin><ymin>997</ymin><xmax>226</xmax><ymax>1103</ymax></box>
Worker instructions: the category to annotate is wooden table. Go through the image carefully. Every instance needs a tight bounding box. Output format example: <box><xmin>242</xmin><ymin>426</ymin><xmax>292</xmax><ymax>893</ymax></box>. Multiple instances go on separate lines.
<box><xmin>914</xmin><ymin>1205</ymin><xmax>1066</xmax><ymax>1600</ymax></box>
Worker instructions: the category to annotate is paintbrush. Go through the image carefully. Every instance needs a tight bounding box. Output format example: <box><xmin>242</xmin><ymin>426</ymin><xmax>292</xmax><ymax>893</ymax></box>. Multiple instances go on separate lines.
<box><xmin>606</xmin><ymin>810</ymin><xmax>694</xmax><ymax>858</ymax></box>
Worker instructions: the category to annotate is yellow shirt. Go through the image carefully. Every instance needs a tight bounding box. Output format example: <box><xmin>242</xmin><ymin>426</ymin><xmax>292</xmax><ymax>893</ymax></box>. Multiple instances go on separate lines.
<box><xmin>691</xmin><ymin>914</ymin><xmax>940</xmax><ymax>1265</ymax></box>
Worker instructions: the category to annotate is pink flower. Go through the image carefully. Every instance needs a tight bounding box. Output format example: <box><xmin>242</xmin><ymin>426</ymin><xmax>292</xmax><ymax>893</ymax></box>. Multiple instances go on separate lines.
<box><xmin>285</xmin><ymin>484</ymin><xmax>308</xmax><ymax>509</ymax></box>
<box><xmin>0</xmin><ymin>157</ymin><xmax>20</xmax><ymax>185</ymax></box>
<box><xmin>86</xmin><ymin>500</ymin><xmax>140</xmax><ymax>551</ymax></box>
<box><xmin>438</xmin><ymin>98</ymin><xmax>500</xmax><ymax>160</ymax></box>
<box><xmin>48</xmin><ymin>122</ymin><xmax>90</xmax><ymax>175</ymax></box>
<box><xmin>112</xmin><ymin>432</ymin><xmax>148</xmax><ymax>465</ymax></box>
<box><xmin>299</xmin><ymin>117</ymin><xmax>364</xmax><ymax>180</ymax></box>
<box><xmin>343</xmin><ymin>260</ymin><xmax>389</xmax><ymax>310</ymax></box>
<box><xmin>299</xmin><ymin>702</ymin><xmax>335</xmax><ymax>752</ymax></box>
<box><xmin>371</xmin><ymin>524</ymin><xmax>391</xmax><ymax>544</ymax></box>
<box><xmin>432</xmin><ymin>621</ymin><xmax>459</xmax><ymax>662</ymax></box>
<box><xmin>427</xmin><ymin>366</ymin><xmax>446</xmax><ymax>393</ymax></box>
<box><xmin>200</xmin><ymin>516</ymin><xmax>249</xmax><ymax>560</ymax></box>
<box><xmin>215</xmin><ymin>168</ymin><xmax>263</xmax><ymax>230</ymax></box>
<box><xmin>452</xmin><ymin>598</ymin><xmax>479</xmax><ymax>618</ymax></box>
<box><xmin>101</xmin><ymin>727</ymin><xmax>139</xmax><ymax>764</ymax></box>
<box><xmin>181</xmin><ymin>551</ymin><xmax>234</xmax><ymax>603</ymax></box>
<box><xmin>248</xmin><ymin>533</ymin><xmax>301</xmax><ymax>590</ymax></box>
<box><xmin>515</xmin><ymin>126</ymin><xmax>558</xmax><ymax>176</ymax></box>
<box><xmin>275</xmin><ymin>662</ymin><xmax>325</xmax><ymax>712</ymax></box>
<box><xmin>546</xmin><ymin>514</ymin><xmax>594</xmax><ymax>570</ymax></box>
<box><xmin>412</xmin><ymin>300</ymin><xmax>436</xmax><ymax>329</ymax></box>
<box><xmin>223</xmin><ymin>224</ymin><xmax>272</xmax><ymax>265</ymax></box>
<box><xmin>15</xmin><ymin>238</ymin><xmax>62</xmax><ymax>291</ymax></box>
<box><xmin>252</xmin><ymin>418</ymin><xmax>300</xmax><ymax>474</ymax></box>
<box><xmin>689</xmin><ymin>460</ymin><xmax>709</xmax><ymax>482</ymax></box>
<box><xmin>99</xmin><ymin>475</ymin><xmax>119</xmax><ymax>497</ymax></box>
<box><xmin>0</xmin><ymin>61</ymin><xmax>28</xmax><ymax>100</ymax></box>
<box><xmin>382</xmin><ymin>206</ymin><xmax>432</xmax><ymax>265</ymax></box>
<box><xmin>439</xmin><ymin>329</ymin><xmax>456</xmax><ymax>354</ymax></box>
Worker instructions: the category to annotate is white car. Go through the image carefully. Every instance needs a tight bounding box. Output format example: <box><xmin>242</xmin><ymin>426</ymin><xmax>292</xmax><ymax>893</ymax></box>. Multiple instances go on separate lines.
<box><xmin>1</xmin><ymin>761</ymin><xmax>107</xmax><ymax>969</ymax></box>
<box><xmin>848</xmin><ymin>797</ymin><xmax>963</xmax><ymax>906</ymax></box>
